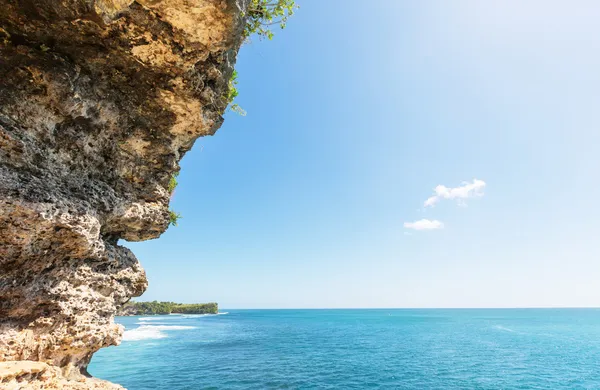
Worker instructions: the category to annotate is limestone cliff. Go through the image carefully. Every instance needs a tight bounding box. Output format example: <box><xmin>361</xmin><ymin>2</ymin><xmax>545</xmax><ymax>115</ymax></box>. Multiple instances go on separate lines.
<box><xmin>0</xmin><ymin>1</ymin><xmax>246</xmax><ymax>388</ymax></box>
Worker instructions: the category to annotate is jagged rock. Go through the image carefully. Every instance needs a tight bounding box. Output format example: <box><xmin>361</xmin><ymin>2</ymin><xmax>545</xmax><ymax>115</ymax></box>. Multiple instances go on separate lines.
<box><xmin>0</xmin><ymin>0</ymin><xmax>246</xmax><ymax>388</ymax></box>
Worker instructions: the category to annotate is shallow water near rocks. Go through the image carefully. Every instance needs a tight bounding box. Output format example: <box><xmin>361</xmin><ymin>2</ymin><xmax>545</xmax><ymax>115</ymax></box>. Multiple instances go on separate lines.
<box><xmin>89</xmin><ymin>309</ymin><xmax>600</xmax><ymax>389</ymax></box>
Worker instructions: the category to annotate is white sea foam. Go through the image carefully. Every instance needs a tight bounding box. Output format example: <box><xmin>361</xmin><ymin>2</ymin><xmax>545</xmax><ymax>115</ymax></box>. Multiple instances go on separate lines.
<box><xmin>122</xmin><ymin>326</ymin><xmax>167</xmax><ymax>341</ymax></box>
<box><xmin>138</xmin><ymin>316</ymin><xmax>181</xmax><ymax>321</ymax></box>
<box><xmin>187</xmin><ymin>312</ymin><xmax>229</xmax><ymax>317</ymax></box>
<box><xmin>136</xmin><ymin>312</ymin><xmax>228</xmax><ymax>323</ymax></box>
<box><xmin>493</xmin><ymin>325</ymin><xmax>519</xmax><ymax>333</ymax></box>
<box><xmin>122</xmin><ymin>325</ymin><xmax>196</xmax><ymax>341</ymax></box>
<box><xmin>145</xmin><ymin>325</ymin><xmax>195</xmax><ymax>331</ymax></box>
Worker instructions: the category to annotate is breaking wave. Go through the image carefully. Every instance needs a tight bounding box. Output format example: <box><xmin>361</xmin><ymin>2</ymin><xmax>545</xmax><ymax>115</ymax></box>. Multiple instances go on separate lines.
<box><xmin>122</xmin><ymin>325</ymin><xmax>196</xmax><ymax>341</ymax></box>
<box><xmin>138</xmin><ymin>316</ymin><xmax>182</xmax><ymax>321</ymax></box>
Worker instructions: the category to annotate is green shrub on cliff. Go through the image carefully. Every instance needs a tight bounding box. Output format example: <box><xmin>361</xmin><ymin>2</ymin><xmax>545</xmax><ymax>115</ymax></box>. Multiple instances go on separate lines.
<box><xmin>227</xmin><ymin>1</ymin><xmax>297</xmax><ymax>115</ymax></box>
<box><xmin>244</xmin><ymin>0</ymin><xmax>298</xmax><ymax>40</ymax></box>
<box><xmin>227</xmin><ymin>71</ymin><xmax>246</xmax><ymax>116</ymax></box>
<box><xmin>168</xmin><ymin>172</ymin><xmax>179</xmax><ymax>193</ymax></box>
<box><xmin>168</xmin><ymin>209</ymin><xmax>181</xmax><ymax>226</ymax></box>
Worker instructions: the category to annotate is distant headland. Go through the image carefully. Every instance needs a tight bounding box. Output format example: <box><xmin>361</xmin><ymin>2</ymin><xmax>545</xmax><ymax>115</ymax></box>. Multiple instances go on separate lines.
<box><xmin>117</xmin><ymin>301</ymin><xmax>218</xmax><ymax>316</ymax></box>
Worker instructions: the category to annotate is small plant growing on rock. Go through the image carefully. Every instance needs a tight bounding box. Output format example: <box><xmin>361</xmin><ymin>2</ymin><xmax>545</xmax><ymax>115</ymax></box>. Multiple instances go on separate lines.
<box><xmin>227</xmin><ymin>71</ymin><xmax>246</xmax><ymax>116</ymax></box>
<box><xmin>168</xmin><ymin>172</ymin><xmax>179</xmax><ymax>193</ymax></box>
<box><xmin>168</xmin><ymin>210</ymin><xmax>182</xmax><ymax>227</ymax></box>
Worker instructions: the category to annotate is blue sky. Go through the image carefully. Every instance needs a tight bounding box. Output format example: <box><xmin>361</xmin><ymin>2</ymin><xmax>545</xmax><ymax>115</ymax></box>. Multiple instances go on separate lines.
<box><xmin>128</xmin><ymin>0</ymin><xmax>600</xmax><ymax>308</ymax></box>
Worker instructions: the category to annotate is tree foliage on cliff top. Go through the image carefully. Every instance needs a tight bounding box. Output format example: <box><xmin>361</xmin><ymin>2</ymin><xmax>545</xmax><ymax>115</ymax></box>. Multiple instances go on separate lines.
<box><xmin>244</xmin><ymin>0</ymin><xmax>298</xmax><ymax>40</ymax></box>
<box><xmin>170</xmin><ymin>1</ymin><xmax>298</xmax><ymax>223</ymax></box>
<box><xmin>226</xmin><ymin>1</ymin><xmax>297</xmax><ymax>115</ymax></box>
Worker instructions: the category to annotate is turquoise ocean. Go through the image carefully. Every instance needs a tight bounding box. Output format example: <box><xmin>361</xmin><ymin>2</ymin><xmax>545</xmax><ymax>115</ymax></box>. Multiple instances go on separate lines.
<box><xmin>89</xmin><ymin>309</ymin><xmax>600</xmax><ymax>389</ymax></box>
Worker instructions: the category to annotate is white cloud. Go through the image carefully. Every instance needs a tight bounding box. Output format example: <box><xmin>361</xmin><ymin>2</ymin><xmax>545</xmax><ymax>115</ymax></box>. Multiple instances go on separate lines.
<box><xmin>424</xmin><ymin>179</ymin><xmax>486</xmax><ymax>207</ymax></box>
<box><xmin>404</xmin><ymin>219</ymin><xmax>444</xmax><ymax>231</ymax></box>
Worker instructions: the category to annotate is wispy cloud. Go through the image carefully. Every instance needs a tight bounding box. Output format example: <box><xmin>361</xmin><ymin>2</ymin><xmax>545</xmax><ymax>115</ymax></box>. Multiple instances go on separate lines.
<box><xmin>403</xmin><ymin>219</ymin><xmax>444</xmax><ymax>231</ymax></box>
<box><xmin>424</xmin><ymin>179</ymin><xmax>486</xmax><ymax>208</ymax></box>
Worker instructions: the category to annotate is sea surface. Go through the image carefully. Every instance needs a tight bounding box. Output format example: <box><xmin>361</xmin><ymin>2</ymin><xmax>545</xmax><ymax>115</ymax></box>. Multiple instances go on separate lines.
<box><xmin>89</xmin><ymin>309</ymin><xmax>600</xmax><ymax>389</ymax></box>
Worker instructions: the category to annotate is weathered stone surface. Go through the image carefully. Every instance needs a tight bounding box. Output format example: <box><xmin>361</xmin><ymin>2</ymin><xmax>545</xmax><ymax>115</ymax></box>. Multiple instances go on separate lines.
<box><xmin>0</xmin><ymin>0</ymin><xmax>246</xmax><ymax>388</ymax></box>
<box><xmin>0</xmin><ymin>361</ymin><xmax>123</xmax><ymax>389</ymax></box>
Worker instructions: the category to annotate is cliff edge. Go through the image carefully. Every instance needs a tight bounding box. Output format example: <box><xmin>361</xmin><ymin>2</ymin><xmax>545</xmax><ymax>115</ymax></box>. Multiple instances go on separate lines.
<box><xmin>0</xmin><ymin>1</ymin><xmax>246</xmax><ymax>388</ymax></box>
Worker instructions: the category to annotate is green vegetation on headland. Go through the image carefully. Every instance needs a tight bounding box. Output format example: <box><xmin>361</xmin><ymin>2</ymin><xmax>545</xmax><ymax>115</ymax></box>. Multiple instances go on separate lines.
<box><xmin>117</xmin><ymin>301</ymin><xmax>218</xmax><ymax>316</ymax></box>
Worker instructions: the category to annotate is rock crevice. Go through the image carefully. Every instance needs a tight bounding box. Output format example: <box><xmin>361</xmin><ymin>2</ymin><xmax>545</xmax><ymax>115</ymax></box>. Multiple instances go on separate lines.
<box><xmin>0</xmin><ymin>1</ymin><xmax>246</xmax><ymax>387</ymax></box>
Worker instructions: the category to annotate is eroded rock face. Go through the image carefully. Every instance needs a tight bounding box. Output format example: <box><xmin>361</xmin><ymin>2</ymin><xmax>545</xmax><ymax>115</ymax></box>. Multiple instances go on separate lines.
<box><xmin>0</xmin><ymin>361</ymin><xmax>123</xmax><ymax>389</ymax></box>
<box><xmin>0</xmin><ymin>0</ymin><xmax>245</xmax><ymax>387</ymax></box>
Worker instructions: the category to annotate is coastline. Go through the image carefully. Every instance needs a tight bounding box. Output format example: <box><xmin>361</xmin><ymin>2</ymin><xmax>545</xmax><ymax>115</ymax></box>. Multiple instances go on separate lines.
<box><xmin>117</xmin><ymin>301</ymin><xmax>219</xmax><ymax>316</ymax></box>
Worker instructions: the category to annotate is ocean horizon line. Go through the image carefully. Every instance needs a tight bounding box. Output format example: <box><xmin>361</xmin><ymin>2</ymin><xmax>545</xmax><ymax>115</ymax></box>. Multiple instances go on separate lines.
<box><xmin>148</xmin><ymin>306</ymin><xmax>600</xmax><ymax>311</ymax></box>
